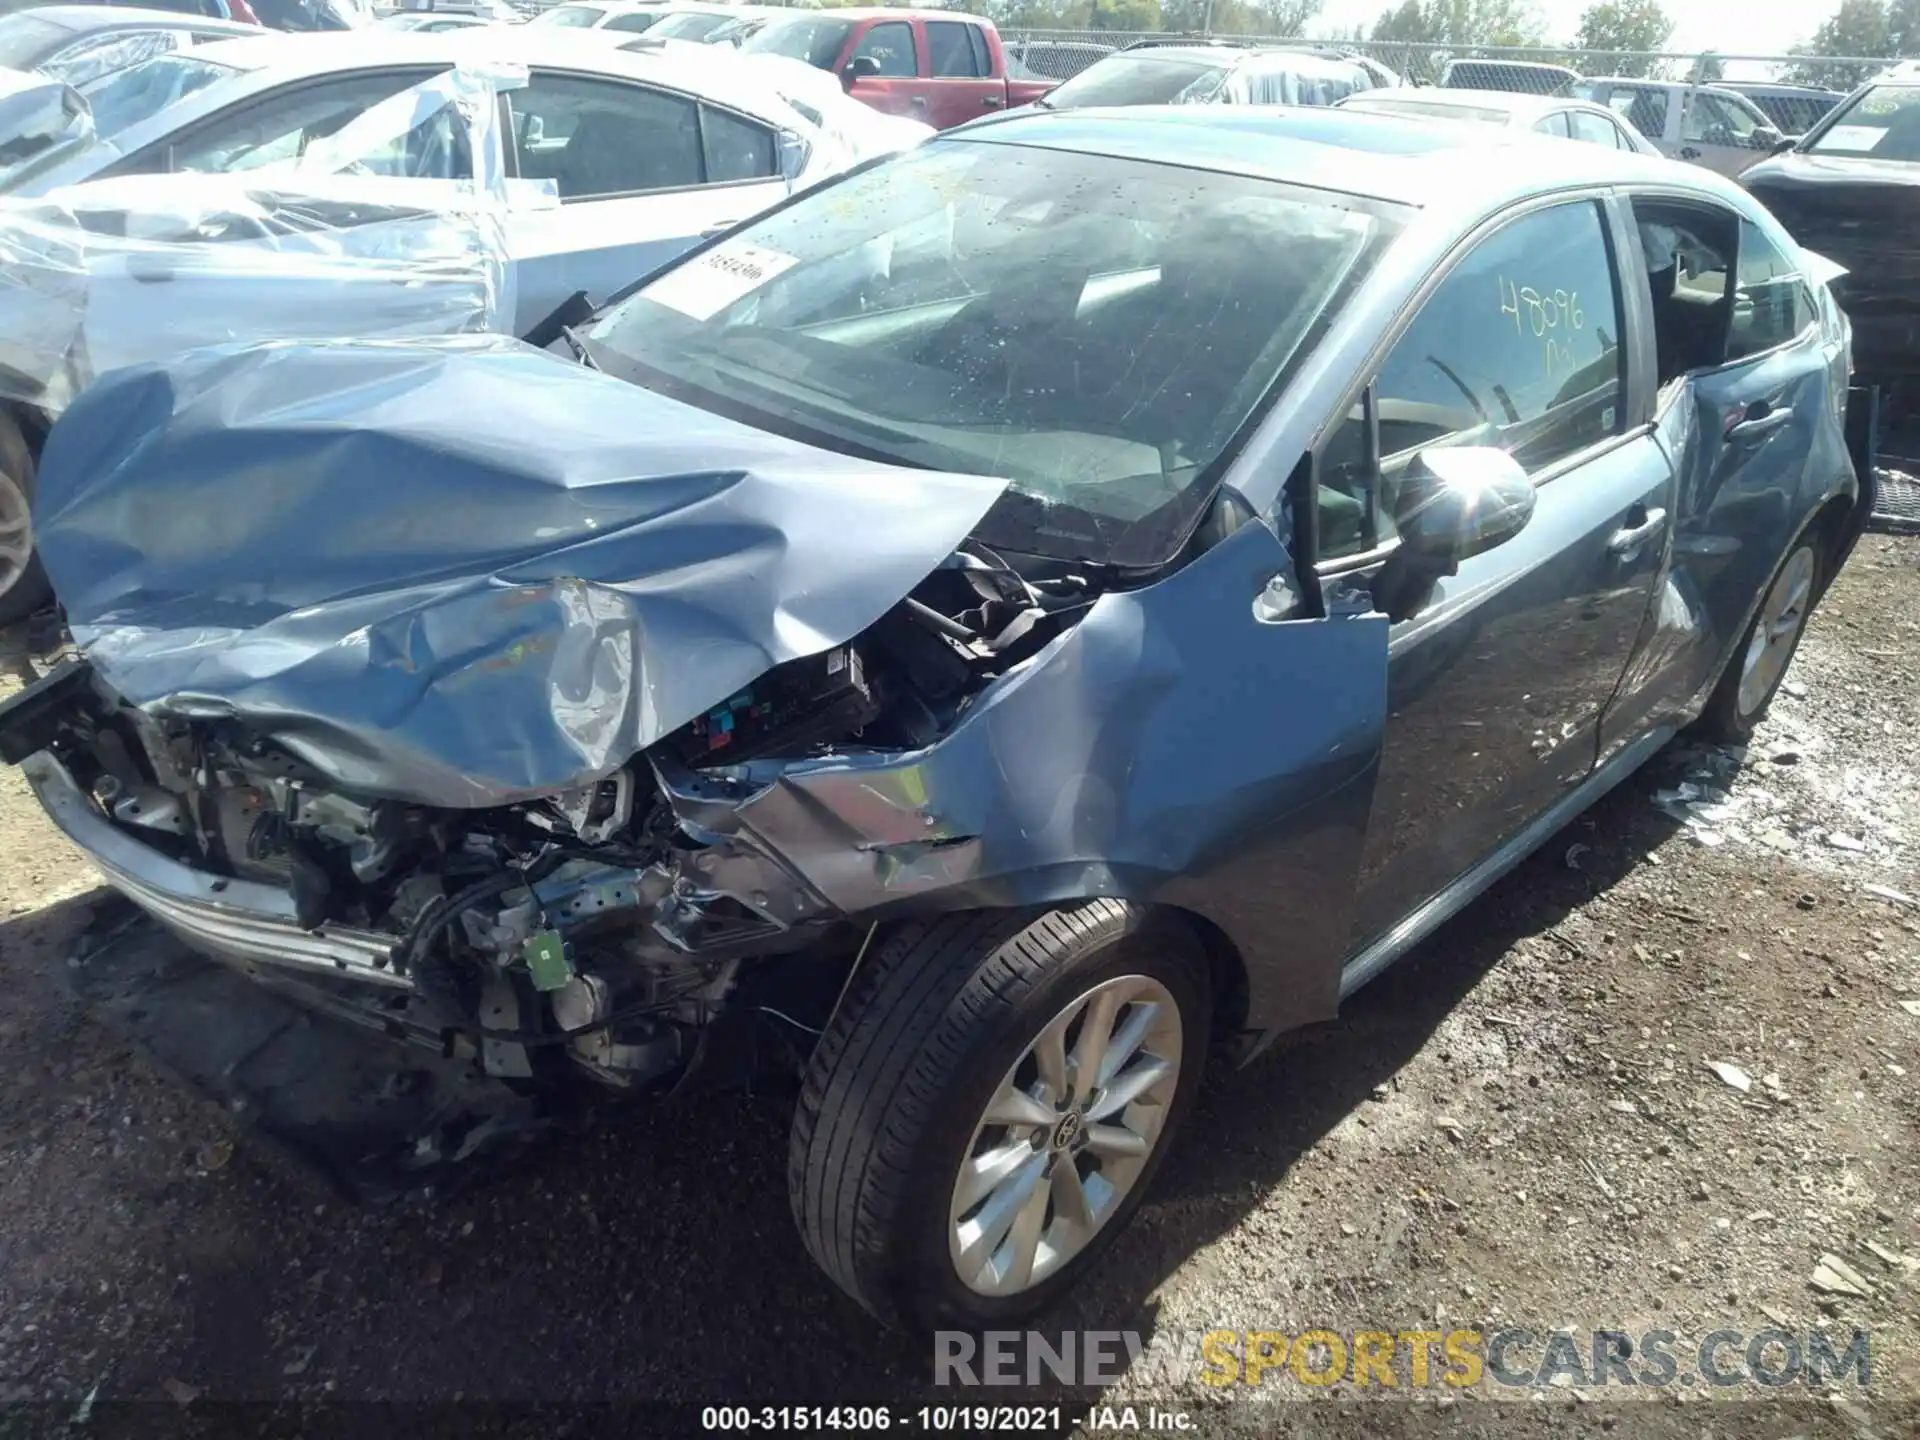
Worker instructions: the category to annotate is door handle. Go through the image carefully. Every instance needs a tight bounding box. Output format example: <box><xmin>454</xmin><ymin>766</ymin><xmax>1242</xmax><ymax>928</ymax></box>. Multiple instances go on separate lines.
<box><xmin>1679</xmin><ymin>145</ymin><xmax>1701</xmax><ymax>159</ymax></box>
<box><xmin>982</xmin><ymin>94</ymin><xmax>1005</xmax><ymax>108</ymax></box>
<box><xmin>1607</xmin><ymin>506</ymin><xmax>1668</xmax><ymax>554</ymax></box>
<box><xmin>909</xmin><ymin>95</ymin><xmax>927</xmax><ymax>108</ymax></box>
<box><xmin>1727</xmin><ymin>406</ymin><xmax>1791</xmax><ymax>440</ymax></box>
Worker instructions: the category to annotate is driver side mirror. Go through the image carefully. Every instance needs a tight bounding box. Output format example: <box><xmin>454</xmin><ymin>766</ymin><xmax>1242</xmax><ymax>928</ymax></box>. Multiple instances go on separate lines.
<box><xmin>1753</xmin><ymin>124</ymin><xmax>1783</xmax><ymax>150</ymax></box>
<box><xmin>1374</xmin><ymin>446</ymin><xmax>1535</xmax><ymax>622</ymax></box>
<box><xmin>1768</xmin><ymin>133</ymin><xmax>1795</xmax><ymax>154</ymax></box>
<box><xmin>842</xmin><ymin>54</ymin><xmax>882</xmax><ymax>89</ymax></box>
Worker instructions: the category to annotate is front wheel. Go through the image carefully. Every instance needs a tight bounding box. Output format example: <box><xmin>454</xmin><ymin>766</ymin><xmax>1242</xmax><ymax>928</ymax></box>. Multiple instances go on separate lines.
<box><xmin>788</xmin><ymin>903</ymin><xmax>1210</xmax><ymax>1330</ymax></box>
<box><xmin>0</xmin><ymin>414</ymin><xmax>49</xmax><ymax>627</ymax></box>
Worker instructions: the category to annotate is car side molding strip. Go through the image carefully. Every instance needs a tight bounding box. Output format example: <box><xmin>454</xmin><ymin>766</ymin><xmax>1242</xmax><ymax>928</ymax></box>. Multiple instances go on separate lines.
<box><xmin>1334</xmin><ymin>722</ymin><xmax>1678</xmax><ymax>1004</ymax></box>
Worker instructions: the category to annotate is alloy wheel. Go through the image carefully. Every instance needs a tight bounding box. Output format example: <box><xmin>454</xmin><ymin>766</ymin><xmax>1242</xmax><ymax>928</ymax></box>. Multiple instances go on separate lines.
<box><xmin>948</xmin><ymin>974</ymin><xmax>1183</xmax><ymax>1297</ymax></box>
<box><xmin>1737</xmin><ymin>545</ymin><xmax>1816</xmax><ymax>718</ymax></box>
<box><xmin>0</xmin><ymin>473</ymin><xmax>29</xmax><ymax>605</ymax></box>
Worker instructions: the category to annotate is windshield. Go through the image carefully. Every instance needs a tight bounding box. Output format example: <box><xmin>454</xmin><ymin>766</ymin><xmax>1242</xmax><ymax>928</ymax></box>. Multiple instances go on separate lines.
<box><xmin>1806</xmin><ymin>83</ymin><xmax>1920</xmax><ymax>159</ymax></box>
<box><xmin>0</xmin><ymin>13</ymin><xmax>67</xmax><ymax>71</ymax></box>
<box><xmin>586</xmin><ymin>142</ymin><xmax>1402</xmax><ymax>567</ymax></box>
<box><xmin>533</xmin><ymin>4</ymin><xmax>606</xmax><ymax>25</ymax></box>
<box><xmin>1044</xmin><ymin>54</ymin><xmax>1230</xmax><ymax>109</ymax></box>
<box><xmin>647</xmin><ymin>10</ymin><xmax>732</xmax><ymax>39</ymax></box>
<box><xmin>78</xmin><ymin>52</ymin><xmax>234</xmax><ymax>139</ymax></box>
<box><xmin>741</xmin><ymin>17</ymin><xmax>850</xmax><ymax>68</ymax></box>
<box><xmin>1348</xmin><ymin>97</ymin><xmax>1509</xmax><ymax>124</ymax></box>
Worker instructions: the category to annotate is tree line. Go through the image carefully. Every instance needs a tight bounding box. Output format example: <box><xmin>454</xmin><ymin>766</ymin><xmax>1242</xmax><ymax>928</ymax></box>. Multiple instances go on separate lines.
<box><xmin>932</xmin><ymin>0</ymin><xmax>1920</xmax><ymax>87</ymax></box>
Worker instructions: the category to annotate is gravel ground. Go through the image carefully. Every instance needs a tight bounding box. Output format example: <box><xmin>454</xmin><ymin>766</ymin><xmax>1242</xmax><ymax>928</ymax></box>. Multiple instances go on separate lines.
<box><xmin>0</xmin><ymin>537</ymin><xmax>1915</xmax><ymax>1439</ymax></box>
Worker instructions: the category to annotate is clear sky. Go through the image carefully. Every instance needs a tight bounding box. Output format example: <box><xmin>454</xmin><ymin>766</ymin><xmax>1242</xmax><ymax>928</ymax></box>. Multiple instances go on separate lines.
<box><xmin>1307</xmin><ymin>0</ymin><xmax>1836</xmax><ymax>66</ymax></box>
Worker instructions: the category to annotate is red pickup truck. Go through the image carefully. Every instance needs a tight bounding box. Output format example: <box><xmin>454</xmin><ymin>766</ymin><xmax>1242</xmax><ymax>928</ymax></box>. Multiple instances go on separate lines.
<box><xmin>740</xmin><ymin>9</ymin><xmax>1056</xmax><ymax>130</ymax></box>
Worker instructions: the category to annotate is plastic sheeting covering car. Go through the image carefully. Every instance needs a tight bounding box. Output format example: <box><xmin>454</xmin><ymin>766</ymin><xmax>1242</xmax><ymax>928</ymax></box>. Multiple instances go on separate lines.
<box><xmin>0</xmin><ymin>62</ymin><xmax>526</xmax><ymax>416</ymax></box>
<box><xmin>31</xmin><ymin>336</ymin><xmax>1011</xmax><ymax>808</ymax></box>
<box><xmin>0</xmin><ymin>67</ymin><xmax>91</xmax><ymax>191</ymax></box>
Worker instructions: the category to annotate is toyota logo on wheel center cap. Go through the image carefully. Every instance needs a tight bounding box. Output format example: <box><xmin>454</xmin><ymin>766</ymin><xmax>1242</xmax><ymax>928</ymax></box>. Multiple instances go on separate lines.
<box><xmin>1050</xmin><ymin>1111</ymin><xmax>1083</xmax><ymax>1151</ymax></box>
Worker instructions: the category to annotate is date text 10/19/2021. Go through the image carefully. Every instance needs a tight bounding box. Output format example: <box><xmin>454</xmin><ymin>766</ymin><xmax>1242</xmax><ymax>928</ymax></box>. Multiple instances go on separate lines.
<box><xmin>700</xmin><ymin>1407</ymin><xmax>1193</xmax><ymax>1432</ymax></box>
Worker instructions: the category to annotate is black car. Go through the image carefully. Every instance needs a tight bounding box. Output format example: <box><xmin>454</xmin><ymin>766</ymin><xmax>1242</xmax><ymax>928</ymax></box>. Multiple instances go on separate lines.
<box><xmin>1742</xmin><ymin>71</ymin><xmax>1920</xmax><ymax>388</ymax></box>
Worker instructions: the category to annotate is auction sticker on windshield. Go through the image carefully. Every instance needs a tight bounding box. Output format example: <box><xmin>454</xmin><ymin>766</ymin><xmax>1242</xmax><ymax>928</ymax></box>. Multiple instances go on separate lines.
<box><xmin>1818</xmin><ymin>125</ymin><xmax>1888</xmax><ymax>151</ymax></box>
<box><xmin>642</xmin><ymin>240</ymin><xmax>800</xmax><ymax>321</ymax></box>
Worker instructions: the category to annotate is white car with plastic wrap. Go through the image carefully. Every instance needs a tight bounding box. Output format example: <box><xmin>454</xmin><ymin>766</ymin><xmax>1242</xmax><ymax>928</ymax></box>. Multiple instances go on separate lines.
<box><xmin>0</xmin><ymin>29</ymin><xmax>930</xmax><ymax>622</ymax></box>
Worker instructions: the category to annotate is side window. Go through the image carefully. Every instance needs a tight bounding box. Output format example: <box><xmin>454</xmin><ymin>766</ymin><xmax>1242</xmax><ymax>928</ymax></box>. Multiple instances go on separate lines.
<box><xmin>153</xmin><ymin>71</ymin><xmax>448</xmax><ymax>176</ymax></box>
<box><xmin>1608</xmin><ymin>85</ymin><xmax>1669</xmax><ymax>138</ymax></box>
<box><xmin>1532</xmin><ymin>112</ymin><xmax>1571</xmax><ymax>138</ymax></box>
<box><xmin>1728</xmin><ymin>218</ymin><xmax>1812</xmax><ymax>360</ymax></box>
<box><xmin>1630</xmin><ymin>197</ymin><xmax>1736</xmax><ymax>386</ymax></box>
<box><xmin>700</xmin><ymin>103</ymin><xmax>777</xmax><ymax>184</ymax></box>
<box><xmin>965</xmin><ymin>22</ymin><xmax>991</xmax><ymax>78</ymax></box>
<box><xmin>602</xmin><ymin>10</ymin><xmax>658</xmax><ymax>30</ymax></box>
<box><xmin>509</xmin><ymin>73</ymin><xmax>701</xmax><ymax>199</ymax></box>
<box><xmin>1567</xmin><ymin>110</ymin><xmax>1617</xmax><ymax>147</ymax></box>
<box><xmin>1684</xmin><ymin>90</ymin><xmax>1759</xmax><ymax>145</ymax></box>
<box><xmin>42</xmin><ymin>30</ymin><xmax>181</xmax><ymax>87</ymax></box>
<box><xmin>1320</xmin><ymin>202</ymin><xmax>1624</xmax><ymax>561</ymax></box>
<box><xmin>926</xmin><ymin>21</ymin><xmax>982</xmax><ymax>78</ymax></box>
<box><xmin>852</xmin><ymin>21</ymin><xmax>916</xmax><ymax>79</ymax></box>
<box><xmin>1608</xmin><ymin>118</ymin><xmax>1635</xmax><ymax>150</ymax></box>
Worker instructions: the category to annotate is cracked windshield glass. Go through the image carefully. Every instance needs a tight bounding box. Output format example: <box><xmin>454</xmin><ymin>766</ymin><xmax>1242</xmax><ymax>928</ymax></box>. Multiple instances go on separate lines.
<box><xmin>587</xmin><ymin>141</ymin><xmax>1403</xmax><ymax>566</ymax></box>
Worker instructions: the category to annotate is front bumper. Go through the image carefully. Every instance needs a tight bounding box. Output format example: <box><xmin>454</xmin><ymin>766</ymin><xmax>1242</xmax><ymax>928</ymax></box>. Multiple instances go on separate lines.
<box><xmin>21</xmin><ymin>750</ymin><xmax>407</xmax><ymax>990</ymax></box>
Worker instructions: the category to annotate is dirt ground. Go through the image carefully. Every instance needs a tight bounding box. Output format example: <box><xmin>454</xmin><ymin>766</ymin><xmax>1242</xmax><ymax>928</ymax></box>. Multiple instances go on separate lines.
<box><xmin>0</xmin><ymin>537</ymin><xmax>1915</xmax><ymax>1439</ymax></box>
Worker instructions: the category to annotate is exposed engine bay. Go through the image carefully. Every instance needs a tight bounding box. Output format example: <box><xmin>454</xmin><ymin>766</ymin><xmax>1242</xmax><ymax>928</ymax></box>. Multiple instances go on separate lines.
<box><xmin>21</xmin><ymin>544</ymin><xmax>1101</xmax><ymax>1091</ymax></box>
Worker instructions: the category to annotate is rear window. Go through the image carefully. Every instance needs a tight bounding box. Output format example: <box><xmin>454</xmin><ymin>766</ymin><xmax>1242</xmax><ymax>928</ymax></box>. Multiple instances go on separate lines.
<box><xmin>741</xmin><ymin>17</ymin><xmax>852</xmax><ymax>70</ymax></box>
<box><xmin>0</xmin><ymin>13</ymin><xmax>68</xmax><ymax>72</ymax></box>
<box><xmin>532</xmin><ymin>5</ymin><xmax>607</xmax><ymax>26</ymax></box>
<box><xmin>1043</xmin><ymin>54</ymin><xmax>1230</xmax><ymax>109</ymax></box>
<box><xmin>1807</xmin><ymin>84</ymin><xmax>1920</xmax><ymax>160</ymax></box>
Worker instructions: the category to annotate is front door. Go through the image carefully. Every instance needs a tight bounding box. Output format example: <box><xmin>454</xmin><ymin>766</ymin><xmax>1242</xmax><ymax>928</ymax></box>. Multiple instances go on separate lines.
<box><xmin>1678</xmin><ymin>88</ymin><xmax>1776</xmax><ymax>177</ymax></box>
<box><xmin>1312</xmin><ymin>196</ymin><xmax>1675</xmax><ymax>952</ymax></box>
<box><xmin>843</xmin><ymin>19</ymin><xmax>928</xmax><ymax>122</ymax></box>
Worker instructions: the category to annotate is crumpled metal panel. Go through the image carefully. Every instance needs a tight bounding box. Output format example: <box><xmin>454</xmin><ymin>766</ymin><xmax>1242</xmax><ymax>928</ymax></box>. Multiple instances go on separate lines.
<box><xmin>667</xmin><ymin>518</ymin><xmax>1390</xmax><ymax>1033</ymax></box>
<box><xmin>0</xmin><ymin>64</ymin><xmax>524</xmax><ymax>416</ymax></box>
<box><xmin>32</xmin><ymin>338</ymin><xmax>1008</xmax><ymax>808</ymax></box>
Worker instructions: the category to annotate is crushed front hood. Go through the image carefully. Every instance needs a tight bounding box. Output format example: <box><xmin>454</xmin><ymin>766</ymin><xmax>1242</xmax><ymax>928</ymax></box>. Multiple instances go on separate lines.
<box><xmin>33</xmin><ymin>336</ymin><xmax>1007</xmax><ymax>807</ymax></box>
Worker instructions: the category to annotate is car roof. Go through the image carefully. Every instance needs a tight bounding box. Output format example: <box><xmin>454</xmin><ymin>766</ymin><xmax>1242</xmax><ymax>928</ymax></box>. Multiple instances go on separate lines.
<box><xmin>1345</xmin><ymin>85</ymin><xmax>1566</xmax><ymax>116</ymax></box>
<box><xmin>949</xmin><ymin>104</ymin><xmax>1728</xmax><ymax>211</ymax></box>
<box><xmin>166</xmin><ymin>26</ymin><xmax>824</xmax><ymax>126</ymax></box>
<box><xmin>10</xmin><ymin>5</ymin><xmax>257</xmax><ymax>33</ymax></box>
<box><xmin>761</xmin><ymin>7</ymin><xmax>975</xmax><ymax>19</ymax></box>
<box><xmin>1444</xmin><ymin>57</ymin><xmax>1577</xmax><ymax>74</ymax></box>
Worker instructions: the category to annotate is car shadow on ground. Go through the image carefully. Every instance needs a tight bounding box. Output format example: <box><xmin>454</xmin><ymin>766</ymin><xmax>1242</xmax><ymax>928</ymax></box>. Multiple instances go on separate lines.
<box><xmin>0</xmin><ymin>738</ymin><xmax>1699</xmax><ymax>1417</ymax></box>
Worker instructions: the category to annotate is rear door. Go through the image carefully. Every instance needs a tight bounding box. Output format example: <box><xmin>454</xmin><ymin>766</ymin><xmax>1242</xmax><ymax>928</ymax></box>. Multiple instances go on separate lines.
<box><xmin>1596</xmin><ymin>81</ymin><xmax>1678</xmax><ymax>155</ymax></box>
<box><xmin>843</xmin><ymin>19</ymin><xmax>926</xmax><ymax>121</ymax></box>
<box><xmin>1600</xmin><ymin>200</ymin><xmax>1850</xmax><ymax>752</ymax></box>
<box><xmin>1312</xmin><ymin>194</ymin><xmax>1675</xmax><ymax>952</ymax></box>
<box><xmin>922</xmin><ymin>19</ymin><xmax>1003</xmax><ymax>128</ymax></box>
<box><xmin>502</xmin><ymin>70</ymin><xmax>788</xmax><ymax>331</ymax></box>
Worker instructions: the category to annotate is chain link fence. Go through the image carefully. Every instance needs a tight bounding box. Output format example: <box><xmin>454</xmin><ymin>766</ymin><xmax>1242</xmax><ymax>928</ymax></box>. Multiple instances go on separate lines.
<box><xmin>996</xmin><ymin>32</ymin><xmax>1895</xmax><ymax>132</ymax></box>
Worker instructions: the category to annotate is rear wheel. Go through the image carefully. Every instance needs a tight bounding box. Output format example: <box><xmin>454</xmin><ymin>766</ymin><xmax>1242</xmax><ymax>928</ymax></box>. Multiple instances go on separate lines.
<box><xmin>1699</xmin><ymin>538</ymin><xmax>1820</xmax><ymax>742</ymax></box>
<box><xmin>0</xmin><ymin>414</ymin><xmax>49</xmax><ymax>627</ymax></box>
<box><xmin>788</xmin><ymin>903</ymin><xmax>1209</xmax><ymax>1330</ymax></box>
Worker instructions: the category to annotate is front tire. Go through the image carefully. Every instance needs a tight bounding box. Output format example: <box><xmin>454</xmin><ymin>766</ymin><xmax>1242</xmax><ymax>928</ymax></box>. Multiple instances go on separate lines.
<box><xmin>788</xmin><ymin>903</ymin><xmax>1210</xmax><ymax>1331</ymax></box>
<box><xmin>0</xmin><ymin>413</ymin><xmax>49</xmax><ymax>627</ymax></box>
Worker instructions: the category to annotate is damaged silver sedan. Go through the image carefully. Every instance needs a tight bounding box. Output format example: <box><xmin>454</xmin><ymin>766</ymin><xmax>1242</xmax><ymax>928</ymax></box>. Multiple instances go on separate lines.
<box><xmin>3</xmin><ymin>107</ymin><xmax>1867</xmax><ymax>1328</ymax></box>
